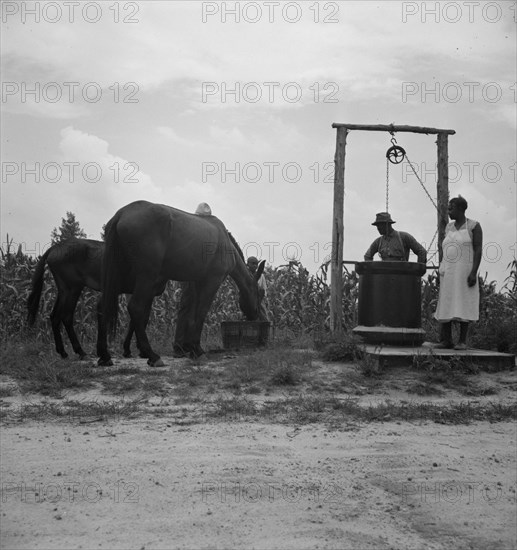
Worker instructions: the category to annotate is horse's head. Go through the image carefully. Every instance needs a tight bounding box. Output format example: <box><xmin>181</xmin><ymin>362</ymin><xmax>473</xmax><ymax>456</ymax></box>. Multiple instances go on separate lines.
<box><xmin>239</xmin><ymin>260</ymin><xmax>266</xmax><ymax>320</ymax></box>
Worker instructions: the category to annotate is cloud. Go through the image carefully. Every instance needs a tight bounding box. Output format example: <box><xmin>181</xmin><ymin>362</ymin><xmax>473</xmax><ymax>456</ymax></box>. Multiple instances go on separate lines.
<box><xmin>2</xmin><ymin>2</ymin><xmax>515</xmax><ymax>289</ymax></box>
<box><xmin>57</xmin><ymin>126</ymin><xmax>163</xmax><ymax>212</ymax></box>
<box><xmin>156</xmin><ymin>126</ymin><xmax>203</xmax><ymax>148</ymax></box>
<box><xmin>1</xmin><ymin>126</ymin><xmax>165</xmax><ymax>250</ymax></box>
<box><xmin>4</xmin><ymin>2</ymin><xmax>510</xmax><ymax>109</ymax></box>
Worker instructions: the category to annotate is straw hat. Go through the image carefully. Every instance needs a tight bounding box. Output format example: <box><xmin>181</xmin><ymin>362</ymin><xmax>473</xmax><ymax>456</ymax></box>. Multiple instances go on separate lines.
<box><xmin>372</xmin><ymin>212</ymin><xmax>395</xmax><ymax>225</ymax></box>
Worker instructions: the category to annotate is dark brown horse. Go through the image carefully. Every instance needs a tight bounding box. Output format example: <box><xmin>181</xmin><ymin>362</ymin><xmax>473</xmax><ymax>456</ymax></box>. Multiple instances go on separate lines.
<box><xmin>98</xmin><ymin>200</ymin><xmax>265</xmax><ymax>367</ymax></box>
<box><xmin>27</xmin><ymin>238</ymin><xmax>142</xmax><ymax>359</ymax></box>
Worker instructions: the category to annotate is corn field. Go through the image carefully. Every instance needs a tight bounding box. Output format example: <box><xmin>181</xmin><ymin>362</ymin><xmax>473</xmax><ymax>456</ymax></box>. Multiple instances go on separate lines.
<box><xmin>1</xmin><ymin>244</ymin><xmax>516</xmax><ymax>354</ymax></box>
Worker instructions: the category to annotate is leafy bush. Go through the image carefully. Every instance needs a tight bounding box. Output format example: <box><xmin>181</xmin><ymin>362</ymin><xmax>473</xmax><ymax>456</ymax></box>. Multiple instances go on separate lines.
<box><xmin>470</xmin><ymin>272</ymin><xmax>516</xmax><ymax>353</ymax></box>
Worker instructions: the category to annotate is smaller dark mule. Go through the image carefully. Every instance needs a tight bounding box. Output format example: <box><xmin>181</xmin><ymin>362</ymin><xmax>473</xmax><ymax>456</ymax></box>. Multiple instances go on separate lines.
<box><xmin>27</xmin><ymin>238</ymin><xmax>142</xmax><ymax>360</ymax></box>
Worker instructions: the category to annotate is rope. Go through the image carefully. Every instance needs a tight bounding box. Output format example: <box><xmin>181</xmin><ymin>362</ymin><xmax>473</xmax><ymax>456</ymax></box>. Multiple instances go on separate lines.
<box><xmin>385</xmin><ymin>136</ymin><xmax>441</xmax><ymax>257</ymax></box>
<box><xmin>404</xmin><ymin>153</ymin><xmax>438</xmax><ymax>211</ymax></box>
<box><xmin>403</xmin><ymin>153</ymin><xmax>441</xmax><ymax>255</ymax></box>
<box><xmin>426</xmin><ymin>228</ymin><xmax>439</xmax><ymax>259</ymax></box>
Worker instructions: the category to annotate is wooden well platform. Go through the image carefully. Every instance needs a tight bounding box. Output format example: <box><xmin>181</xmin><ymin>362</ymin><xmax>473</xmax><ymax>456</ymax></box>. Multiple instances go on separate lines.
<box><xmin>362</xmin><ymin>342</ymin><xmax>515</xmax><ymax>371</ymax></box>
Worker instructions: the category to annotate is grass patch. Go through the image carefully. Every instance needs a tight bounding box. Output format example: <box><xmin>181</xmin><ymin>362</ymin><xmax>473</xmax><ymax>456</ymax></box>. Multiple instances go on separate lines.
<box><xmin>199</xmin><ymin>393</ymin><xmax>517</xmax><ymax>426</ymax></box>
<box><xmin>455</xmin><ymin>383</ymin><xmax>499</xmax><ymax>397</ymax></box>
<box><xmin>355</xmin><ymin>354</ymin><xmax>383</xmax><ymax>377</ymax></box>
<box><xmin>410</xmin><ymin>353</ymin><xmax>500</xmax><ymax>397</ymax></box>
<box><xmin>265</xmin><ymin>393</ymin><xmax>328</xmax><ymax>423</ymax></box>
<box><xmin>101</xmin><ymin>375</ymin><xmax>145</xmax><ymax>395</ymax></box>
<box><xmin>11</xmin><ymin>358</ymin><xmax>96</xmax><ymax>397</ymax></box>
<box><xmin>2</xmin><ymin>397</ymin><xmax>145</xmax><ymax>423</ymax></box>
<box><xmin>1</xmin><ymin>340</ymin><xmax>98</xmax><ymax>397</ymax></box>
<box><xmin>328</xmin><ymin>398</ymin><xmax>516</xmax><ymax>424</ymax></box>
<box><xmin>0</xmin><ymin>386</ymin><xmax>17</xmax><ymax>397</ymax></box>
<box><xmin>2</xmin><ymin>338</ymin><xmax>514</xmax><ymax>427</ymax></box>
<box><xmin>223</xmin><ymin>348</ymin><xmax>313</xmax><ymax>389</ymax></box>
<box><xmin>100</xmin><ymin>366</ymin><xmax>141</xmax><ymax>376</ymax></box>
<box><xmin>100</xmin><ymin>369</ymin><xmax>171</xmax><ymax>397</ymax></box>
<box><xmin>406</xmin><ymin>381</ymin><xmax>445</xmax><ymax>396</ymax></box>
<box><xmin>169</xmin><ymin>363</ymin><xmax>219</xmax><ymax>387</ymax></box>
<box><xmin>319</xmin><ymin>333</ymin><xmax>364</xmax><ymax>362</ymax></box>
<box><xmin>412</xmin><ymin>352</ymin><xmax>479</xmax><ymax>374</ymax></box>
<box><xmin>204</xmin><ymin>394</ymin><xmax>258</xmax><ymax>420</ymax></box>
<box><xmin>269</xmin><ymin>361</ymin><xmax>301</xmax><ymax>386</ymax></box>
<box><xmin>5</xmin><ymin>392</ymin><xmax>514</xmax><ymax>426</ymax></box>
<box><xmin>326</xmin><ymin>397</ymin><xmax>516</xmax><ymax>425</ymax></box>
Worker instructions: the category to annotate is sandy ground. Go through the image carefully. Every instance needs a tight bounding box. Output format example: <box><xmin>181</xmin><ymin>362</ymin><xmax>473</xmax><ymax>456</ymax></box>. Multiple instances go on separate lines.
<box><xmin>1</xmin><ymin>357</ymin><xmax>516</xmax><ymax>550</ymax></box>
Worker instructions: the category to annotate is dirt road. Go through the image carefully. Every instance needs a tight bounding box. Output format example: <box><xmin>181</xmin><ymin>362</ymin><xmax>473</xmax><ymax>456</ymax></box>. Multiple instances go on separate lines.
<box><xmin>2</xmin><ymin>416</ymin><xmax>515</xmax><ymax>549</ymax></box>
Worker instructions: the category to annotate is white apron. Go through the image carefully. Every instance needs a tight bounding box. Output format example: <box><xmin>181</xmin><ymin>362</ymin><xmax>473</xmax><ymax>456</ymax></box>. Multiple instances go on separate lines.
<box><xmin>434</xmin><ymin>220</ymin><xmax>479</xmax><ymax>322</ymax></box>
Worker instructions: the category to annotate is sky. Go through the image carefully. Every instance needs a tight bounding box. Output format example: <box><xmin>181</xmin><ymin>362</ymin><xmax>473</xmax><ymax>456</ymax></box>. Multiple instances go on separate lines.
<box><xmin>1</xmin><ymin>0</ymin><xmax>516</xmax><ymax>289</ymax></box>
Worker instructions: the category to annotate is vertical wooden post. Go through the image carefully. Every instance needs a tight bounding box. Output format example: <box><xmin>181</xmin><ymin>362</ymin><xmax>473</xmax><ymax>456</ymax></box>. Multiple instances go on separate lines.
<box><xmin>330</xmin><ymin>127</ymin><xmax>347</xmax><ymax>333</ymax></box>
<box><xmin>436</xmin><ymin>133</ymin><xmax>450</xmax><ymax>260</ymax></box>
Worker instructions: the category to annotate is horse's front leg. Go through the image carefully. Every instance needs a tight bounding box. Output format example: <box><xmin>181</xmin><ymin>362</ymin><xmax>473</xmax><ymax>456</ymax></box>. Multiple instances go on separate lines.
<box><xmin>122</xmin><ymin>320</ymin><xmax>134</xmax><ymax>358</ymax></box>
<box><xmin>128</xmin><ymin>284</ymin><xmax>162</xmax><ymax>367</ymax></box>
<box><xmin>173</xmin><ymin>282</ymin><xmax>197</xmax><ymax>358</ymax></box>
<box><xmin>122</xmin><ymin>320</ymin><xmax>149</xmax><ymax>359</ymax></box>
<box><xmin>188</xmin><ymin>280</ymin><xmax>223</xmax><ymax>358</ymax></box>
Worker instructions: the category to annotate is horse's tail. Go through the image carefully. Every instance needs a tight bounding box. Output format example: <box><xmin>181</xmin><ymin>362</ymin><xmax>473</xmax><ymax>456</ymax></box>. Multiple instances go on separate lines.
<box><xmin>27</xmin><ymin>247</ymin><xmax>53</xmax><ymax>326</ymax></box>
<box><xmin>101</xmin><ymin>215</ymin><xmax>123</xmax><ymax>336</ymax></box>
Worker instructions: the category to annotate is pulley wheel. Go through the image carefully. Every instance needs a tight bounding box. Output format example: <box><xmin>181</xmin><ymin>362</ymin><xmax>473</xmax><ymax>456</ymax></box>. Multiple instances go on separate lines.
<box><xmin>386</xmin><ymin>145</ymin><xmax>406</xmax><ymax>164</ymax></box>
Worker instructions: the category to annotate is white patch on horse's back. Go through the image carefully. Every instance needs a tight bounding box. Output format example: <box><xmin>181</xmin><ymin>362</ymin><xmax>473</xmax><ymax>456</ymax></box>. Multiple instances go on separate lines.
<box><xmin>195</xmin><ymin>202</ymin><xmax>212</xmax><ymax>216</ymax></box>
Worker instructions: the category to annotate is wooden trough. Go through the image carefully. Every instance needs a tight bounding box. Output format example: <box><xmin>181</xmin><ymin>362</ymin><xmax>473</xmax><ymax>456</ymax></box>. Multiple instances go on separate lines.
<box><xmin>221</xmin><ymin>321</ymin><xmax>271</xmax><ymax>350</ymax></box>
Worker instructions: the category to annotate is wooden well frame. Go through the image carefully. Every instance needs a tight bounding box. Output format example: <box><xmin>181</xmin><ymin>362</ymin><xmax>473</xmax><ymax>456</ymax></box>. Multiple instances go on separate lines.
<box><xmin>330</xmin><ymin>123</ymin><xmax>456</xmax><ymax>333</ymax></box>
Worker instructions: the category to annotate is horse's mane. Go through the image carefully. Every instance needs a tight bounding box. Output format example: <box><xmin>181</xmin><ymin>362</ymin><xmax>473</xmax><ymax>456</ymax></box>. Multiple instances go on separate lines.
<box><xmin>227</xmin><ymin>232</ymin><xmax>245</xmax><ymax>262</ymax></box>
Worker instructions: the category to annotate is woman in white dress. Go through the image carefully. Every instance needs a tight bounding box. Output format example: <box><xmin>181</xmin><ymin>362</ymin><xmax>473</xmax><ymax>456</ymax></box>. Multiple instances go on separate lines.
<box><xmin>434</xmin><ymin>196</ymin><xmax>483</xmax><ymax>350</ymax></box>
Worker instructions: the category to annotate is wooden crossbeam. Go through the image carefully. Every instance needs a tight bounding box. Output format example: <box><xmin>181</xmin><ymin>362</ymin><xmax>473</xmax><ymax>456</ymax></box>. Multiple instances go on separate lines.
<box><xmin>331</xmin><ymin>123</ymin><xmax>456</xmax><ymax>135</ymax></box>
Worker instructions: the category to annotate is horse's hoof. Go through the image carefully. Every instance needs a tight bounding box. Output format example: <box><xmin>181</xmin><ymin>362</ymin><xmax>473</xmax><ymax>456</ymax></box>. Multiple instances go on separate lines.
<box><xmin>148</xmin><ymin>358</ymin><xmax>165</xmax><ymax>368</ymax></box>
<box><xmin>122</xmin><ymin>352</ymin><xmax>132</xmax><ymax>358</ymax></box>
<box><xmin>78</xmin><ymin>354</ymin><xmax>88</xmax><ymax>360</ymax></box>
<box><xmin>172</xmin><ymin>346</ymin><xmax>188</xmax><ymax>358</ymax></box>
<box><xmin>59</xmin><ymin>353</ymin><xmax>69</xmax><ymax>359</ymax></box>
<box><xmin>97</xmin><ymin>358</ymin><xmax>113</xmax><ymax>367</ymax></box>
<box><xmin>190</xmin><ymin>347</ymin><xmax>205</xmax><ymax>360</ymax></box>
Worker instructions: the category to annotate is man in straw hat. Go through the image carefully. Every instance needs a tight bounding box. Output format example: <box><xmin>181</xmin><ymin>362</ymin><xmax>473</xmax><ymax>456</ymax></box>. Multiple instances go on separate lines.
<box><xmin>364</xmin><ymin>212</ymin><xmax>427</xmax><ymax>263</ymax></box>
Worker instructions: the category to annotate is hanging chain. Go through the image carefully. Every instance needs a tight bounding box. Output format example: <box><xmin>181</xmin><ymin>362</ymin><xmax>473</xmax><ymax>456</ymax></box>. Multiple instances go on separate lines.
<box><xmin>385</xmin><ymin>156</ymin><xmax>389</xmax><ymax>212</ymax></box>
<box><xmin>385</xmin><ymin>132</ymin><xmax>399</xmax><ymax>212</ymax></box>
<box><xmin>385</xmin><ymin>132</ymin><xmax>395</xmax><ymax>212</ymax></box>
